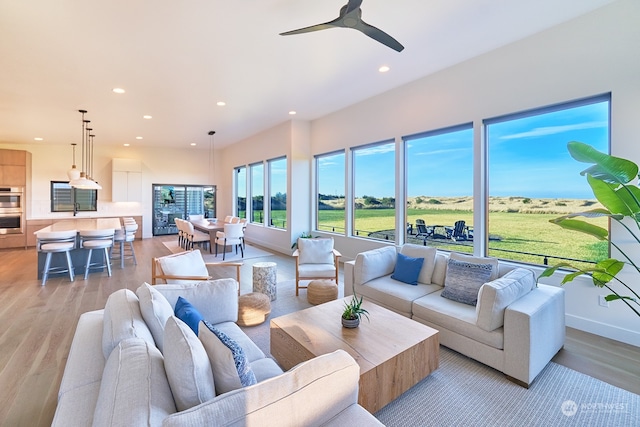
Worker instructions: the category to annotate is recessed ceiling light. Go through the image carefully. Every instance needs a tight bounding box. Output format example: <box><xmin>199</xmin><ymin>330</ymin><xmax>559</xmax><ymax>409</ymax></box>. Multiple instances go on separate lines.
<box><xmin>135</xmin><ymin>136</ymin><xmax>143</xmax><ymax>140</ymax></box>
<box><xmin>289</xmin><ymin>111</ymin><xmax>297</xmax><ymax>115</ymax></box>
<box><xmin>217</xmin><ymin>101</ymin><xmax>226</xmax><ymax>106</ymax></box>
<box><xmin>379</xmin><ymin>65</ymin><xmax>390</xmax><ymax>73</ymax></box>
<box><xmin>112</xmin><ymin>88</ymin><xmax>126</xmax><ymax>94</ymax></box>
<box><xmin>34</xmin><ymin>137</ymin><xmax>43</xmax><ymax>141</ymax></box>
<box><xmin>190</xmin><ymin>143</ymin><xmax>196</xmax><ymax>146</ymax></box>
<box><xmin>123</xmin><ymin>143</ymin><xmax>130</xmax><ymax>147</ymax></box>
<box><xmin>143</xmin><ymin>115</ymin><xmax>152</xmax><ymax>119</ymax></box>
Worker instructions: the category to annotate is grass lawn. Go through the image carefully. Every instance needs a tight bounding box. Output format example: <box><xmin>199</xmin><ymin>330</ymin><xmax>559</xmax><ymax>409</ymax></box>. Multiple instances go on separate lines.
<box><xmin>314</xmin><ymin>208</ymin><xmax>607</xmax><ymax>267</ymax></box>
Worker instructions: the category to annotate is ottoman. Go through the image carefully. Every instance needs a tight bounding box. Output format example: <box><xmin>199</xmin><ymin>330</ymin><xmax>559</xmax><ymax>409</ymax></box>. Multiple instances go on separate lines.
<box><xmin>307</xmin><ymin>280</ymin><xmax>338</xmax><ymax>305</ymax></box>
<box><xmin>238</xmin><ymin>292</ymin><xmax>271</xmax><ymax>326</ymax></box>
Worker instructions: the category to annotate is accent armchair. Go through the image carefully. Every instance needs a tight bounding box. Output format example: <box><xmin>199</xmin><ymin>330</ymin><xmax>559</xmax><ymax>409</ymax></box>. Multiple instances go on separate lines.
<box><xmin>292</xmin><ymin>237</ymin><xmax>341</xmax><ymax>296</ymax></box>
<box><xmin>151</xmin><ymin>249</ymin><xmax>241</xmax><ymax>287</ymax></box>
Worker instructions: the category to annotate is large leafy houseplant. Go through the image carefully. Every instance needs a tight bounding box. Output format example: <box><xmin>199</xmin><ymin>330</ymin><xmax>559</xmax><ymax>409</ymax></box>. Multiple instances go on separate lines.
<box><xmin>539</xmin><ymin>141</ymin><xmax>640</xmax><ymax>317</ymax></box>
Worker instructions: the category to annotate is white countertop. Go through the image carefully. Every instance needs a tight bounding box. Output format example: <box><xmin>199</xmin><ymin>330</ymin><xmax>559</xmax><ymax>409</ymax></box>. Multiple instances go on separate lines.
<box><xmin>34</xmin><ymin>218</ymin><xmax>122</xmax><ymax>235</ymax></box>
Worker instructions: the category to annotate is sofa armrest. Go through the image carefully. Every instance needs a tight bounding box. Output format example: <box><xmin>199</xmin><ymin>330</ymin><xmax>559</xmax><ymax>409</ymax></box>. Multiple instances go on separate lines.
<box><xmin>503</xmin><ymin>284</ymin><xmax>565</xmax><ymax>386</ymax></box>
<box><xmin>162</xmin><ymin>350</ymin><xmax>373</xmax><ymax>427</ymax></box>
<box><xmin>344</xmin><ymin>260</ymin><xmax>356</xmax><ymax>297</ymax></box>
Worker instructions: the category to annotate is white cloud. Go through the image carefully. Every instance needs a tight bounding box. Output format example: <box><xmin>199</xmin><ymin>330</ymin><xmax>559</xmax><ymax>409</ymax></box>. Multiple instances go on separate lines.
<box><xmin>501</xmin><ymin>121</ymin><xmax>607</xmax><ymax>140</ymax></box>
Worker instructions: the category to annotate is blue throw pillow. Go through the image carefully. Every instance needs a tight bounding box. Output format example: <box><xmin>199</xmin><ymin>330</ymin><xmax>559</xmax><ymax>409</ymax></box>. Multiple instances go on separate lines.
<box><xmin>391</xmin><ymin>252</ymin><xmax>424</xmax><ymax>285</ymax></box>
<box><xmin>174</xmin><ymin>296</ymin><xmax>203</xmax><ymax>335</ymax></box>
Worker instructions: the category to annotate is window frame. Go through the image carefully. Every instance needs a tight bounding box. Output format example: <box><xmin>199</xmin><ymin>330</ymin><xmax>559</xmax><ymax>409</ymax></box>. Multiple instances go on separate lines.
<box><xmin>50</xmin><ymin>181</ymin><xmax>97</xmax><ymax>213</ymax></box>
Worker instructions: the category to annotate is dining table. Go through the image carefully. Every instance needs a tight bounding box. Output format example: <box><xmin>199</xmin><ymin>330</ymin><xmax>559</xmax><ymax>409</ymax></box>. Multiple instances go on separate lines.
<box><xmin>189</xmin><ymin>218</ymin><xmax>226</xmax><ymax>252</ymax></box>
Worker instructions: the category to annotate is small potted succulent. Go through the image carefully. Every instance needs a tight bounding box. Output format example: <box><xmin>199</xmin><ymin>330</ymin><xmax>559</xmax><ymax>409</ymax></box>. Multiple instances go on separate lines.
<box><xmin>341</xmin><ymin>292</ymin><xmax>369</xmax><ymax>328</ymax></box>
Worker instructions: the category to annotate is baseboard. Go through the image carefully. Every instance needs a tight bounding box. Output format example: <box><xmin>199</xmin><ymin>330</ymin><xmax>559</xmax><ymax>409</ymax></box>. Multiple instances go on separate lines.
<box><xmin>566</xmin><ymin>314</ymin><xmax>640</xmax><ymax>347</ymax></box>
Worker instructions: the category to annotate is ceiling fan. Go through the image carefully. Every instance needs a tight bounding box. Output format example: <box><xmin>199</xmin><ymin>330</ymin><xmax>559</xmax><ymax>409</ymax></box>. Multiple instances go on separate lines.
<box><xmin>280</xmin><ymin>0</ymin><xmax>404</xmax><ymax>52</ymax></box>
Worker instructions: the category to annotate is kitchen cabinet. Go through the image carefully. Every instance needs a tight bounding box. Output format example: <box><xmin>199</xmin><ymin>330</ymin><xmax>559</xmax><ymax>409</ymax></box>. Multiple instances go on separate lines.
<box><xmin>112</xmin><ymin>159</ymin><xmax>142</xmax><ymax>202</ymax></box>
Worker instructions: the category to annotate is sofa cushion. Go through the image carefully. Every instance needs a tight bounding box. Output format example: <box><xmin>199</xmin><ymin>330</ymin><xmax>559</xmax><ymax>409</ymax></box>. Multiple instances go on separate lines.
<box><xmin>399</xmin><ymin>244</ymin><xmax>437</xmax><ymax>284</ymax></box>
<box><xmin>442</xmin><ymin>258</ymin><xmax>494</xmax><ymax>306</ymax></box>
<box><xmin>154</xmin><ymin>279</ymin><xmax>239</xmax><ymax>324</ymax></box>
<box><xmin>163</xmin><ymin>316</ymin><xmax>216</xmax><ymax>411</ymax></box>
<box><xmin>199</xmin><ymin>320</ymin><xmax>257</xmax><ymax>395</ymax></box>
<box><xmin>92</xmin><ymin>338</ymin><xmax>176</xmax><ymax>427</ymax></box>
<box><xmin>449</xmin><ymin>252</ymin><xmax>500</xmax><ymax>281</ymax></box>
<box><xmin>157</xmin><ymin>249</ymin><xmax>210</xmax><ymax>284</ymax></box>
<box><xmin>102</xmin><ymin>289</ymin><xmax>156</xmax><ymax>360</ymax></box>
<box><xmin>175</xmin><ymin>296</ymin><xmax>204</xmax><ymax>335</ymax></box>
<box><xmin>476</xmin><ymin>268</ymin><xmax>536</xmax><ymax>332</ymax></box>
<box><xmin>391</xmin><ymin>252</ymin><xmax>424</xmax><ymax>285</ymax></box>
<box><xmin>298</xmin><ymin>238</ymin><xmax>334</xmax><ymax>264</ymax></box>
<box><xmin>413</xmin><ymin>290</ymin><xmax>504</xmax><ymax>350</ymax></box>
<box><xmin>356</xmin><ymin>275</ymin><xmax>441</xmax><ymax>316</ymax></box>
<box><xmin>136</xmin><ymin>282</ymin><xmax>174</xmax><ymax>353</ymax></box>
<box><xmin>354</xmin><ymin>245</ymin><xmax>396</xmax><ymax>285</ymax></box>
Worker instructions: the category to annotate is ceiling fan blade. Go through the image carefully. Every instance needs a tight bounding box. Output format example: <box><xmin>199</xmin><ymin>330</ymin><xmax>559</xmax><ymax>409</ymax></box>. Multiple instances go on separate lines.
<box><xmin>356</xmin><ymin>21</ymin><xmax>405</xmax><ymax>52</ymax></box>
<box><xmin>344</xmin><ymin>0</ymin><xmax>364</xmax><ymax>14</ymax></box>
<box><xmin>280</xmin><ymin>18</ymin><xmax>340</xmax><ymax>36</ymax></box>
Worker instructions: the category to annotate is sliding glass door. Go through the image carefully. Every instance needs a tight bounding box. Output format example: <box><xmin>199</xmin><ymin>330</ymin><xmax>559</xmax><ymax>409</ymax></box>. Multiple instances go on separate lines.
<box><xmin>152</xmin><ymin>184</ymin><xmax>216</xmax><ymax>235</ymax></box>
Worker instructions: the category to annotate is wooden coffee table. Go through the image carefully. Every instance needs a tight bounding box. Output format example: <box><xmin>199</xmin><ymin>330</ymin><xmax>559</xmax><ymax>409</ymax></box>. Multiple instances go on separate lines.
<box><xmin>270</xmin><ymin>298</ymin><xmax>439</xmax><ymax>413</ymax></box>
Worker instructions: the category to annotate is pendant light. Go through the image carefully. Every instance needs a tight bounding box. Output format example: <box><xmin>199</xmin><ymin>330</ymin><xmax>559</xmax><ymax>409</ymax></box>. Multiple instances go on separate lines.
<box><xmin>208</xmin><ymin>130</ymin><xmax>216</xmax><ymax>184</ymax></box>
<box><xmin>67</xmin><ymin>143</ymin><xmax>81</xmax><ymax>181</ymax></box>
<box><xmin>69</xmin><ymin>109</ymin><xmax>101</xmax><ymax>189</ymax></box>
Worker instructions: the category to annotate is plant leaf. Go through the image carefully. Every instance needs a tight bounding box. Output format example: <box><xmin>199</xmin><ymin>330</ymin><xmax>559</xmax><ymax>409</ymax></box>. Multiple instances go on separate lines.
<box><xmin>568</xmin><ymin>141</ymin><xmax>638</xmax><ymax>184</ymax></box>
<box><xmin>605</xmin><ymin>294</ymin><xmax>637</xmax><ymax>302</ymax></box>
<box><xmin>591</xmin><ymin>258</ymin><xmax>624</xmax><ymax>286</ymax></box>
<box><xmin>587</xmin><ymin>175</ymin><xmax>640</xmax><ymax>216</ymax></box>
<box><xmin>549</xmin><ymin>217</ymin><xmax>608</xmax><ymax>240</ymax></box>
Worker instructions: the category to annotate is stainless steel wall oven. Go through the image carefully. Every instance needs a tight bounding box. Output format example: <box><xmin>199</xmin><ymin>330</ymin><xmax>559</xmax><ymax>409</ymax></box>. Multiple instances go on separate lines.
<box><xmin>0</xmin><ymin>187</ymin><xmax>24</xmax><ymax>234</ymax></box>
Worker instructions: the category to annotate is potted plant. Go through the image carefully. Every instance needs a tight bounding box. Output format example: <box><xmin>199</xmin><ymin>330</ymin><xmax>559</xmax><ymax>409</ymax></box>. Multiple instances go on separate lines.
<box><xmin>539</xmin><ymin>141</ymin><xmax>640</xmax><ymax>317</ymax></box>
<box><xmin>341</xmin><ymin>292</ymin><xmax>369</xmax><ymax>328</ymax></box>
<box><xmin>291</xmin><ymin>232</ymin><xmax>315</xmax><ymax>249</ymax></box>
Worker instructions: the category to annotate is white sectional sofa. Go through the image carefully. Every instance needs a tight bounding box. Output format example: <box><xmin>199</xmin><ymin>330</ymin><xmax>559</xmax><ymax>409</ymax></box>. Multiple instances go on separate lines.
<box><xmin>343</xmin><ymin>244</ymin><xmax>565</xmax><ymax>387</ymax></box>
<box><xmin>52</xmin><ymin>279</ymin><xmax>383</xmax><ymax>426</ymax></box>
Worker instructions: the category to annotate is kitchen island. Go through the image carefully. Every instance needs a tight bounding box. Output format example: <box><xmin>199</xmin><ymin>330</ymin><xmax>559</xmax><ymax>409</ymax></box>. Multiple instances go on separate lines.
<box><xmin>34</xmin><ymin>218</ymin><xmax>122</xmax><ymax>280</ymax></box>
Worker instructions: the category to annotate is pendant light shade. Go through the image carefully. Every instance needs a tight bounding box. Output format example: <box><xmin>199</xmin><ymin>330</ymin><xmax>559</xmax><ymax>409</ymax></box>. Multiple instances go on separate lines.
<box><xmin>67</xmin><ymin>143</ymin><xmax>81</xmax><ymax>181</ymax></box>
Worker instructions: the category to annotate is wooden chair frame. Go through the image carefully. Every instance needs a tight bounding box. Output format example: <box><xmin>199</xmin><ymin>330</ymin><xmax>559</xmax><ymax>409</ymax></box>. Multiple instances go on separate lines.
<box><xmin>293</xmin><ymin>247</ymin><xmax>341</xmax><ymax>296</ymax></box>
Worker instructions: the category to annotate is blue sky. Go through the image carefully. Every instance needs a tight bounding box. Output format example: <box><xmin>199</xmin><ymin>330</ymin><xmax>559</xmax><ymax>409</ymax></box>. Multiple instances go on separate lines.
<box><xmin>318</xmin><ymin>100</ymin><xmax>609</xmax><ymax>199</ymax></box>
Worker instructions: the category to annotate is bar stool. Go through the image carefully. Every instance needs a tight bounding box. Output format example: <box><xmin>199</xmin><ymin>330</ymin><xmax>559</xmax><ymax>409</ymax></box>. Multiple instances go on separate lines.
<box><xmin>37</xmin><ymin>230</ymin><xmax>77</xmax><ymax>286</ymax></box>
<box><xmin>112</xmin><ymin>222</ymin><xmax>138</xmax><ymax>268</ymax></box>
<box><xmin>79</xmin><ymin>229</ymin><xmax>115</xmax><ymax>279</ymax></box>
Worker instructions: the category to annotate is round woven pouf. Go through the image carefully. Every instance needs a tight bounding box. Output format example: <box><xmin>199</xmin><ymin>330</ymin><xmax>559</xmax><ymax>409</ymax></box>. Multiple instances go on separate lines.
<box><xmin>237</xmin><ymin>292</ymin><xmax>271</xmax><ymax>327</ymax></box>
<box><xmin>307</xmin><ymin>280</ymin><xmax>338</xmax><ymax>305</ymax></box>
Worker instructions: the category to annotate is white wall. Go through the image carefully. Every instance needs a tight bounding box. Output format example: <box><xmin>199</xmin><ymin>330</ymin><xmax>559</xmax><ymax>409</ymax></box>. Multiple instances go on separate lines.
<box><xmin>221</xmin><ymin>0</ymin><xmax>640</xmax><ymax>346</ymax></box>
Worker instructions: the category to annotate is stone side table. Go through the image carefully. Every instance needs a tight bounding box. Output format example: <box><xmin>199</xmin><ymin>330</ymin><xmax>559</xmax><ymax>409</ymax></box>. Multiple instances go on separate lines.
<box><xmin>252</xmin><ymin>261</ymin><xmax>277</xmax><ymax>301</ymax></box>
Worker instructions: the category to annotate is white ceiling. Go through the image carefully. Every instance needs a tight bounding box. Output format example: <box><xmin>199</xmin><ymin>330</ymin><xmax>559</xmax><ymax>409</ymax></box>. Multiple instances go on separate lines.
<box><xmin>0</xmin><ymin>0</ymin><xmax>614</xmax><ymax>150</ymax></box>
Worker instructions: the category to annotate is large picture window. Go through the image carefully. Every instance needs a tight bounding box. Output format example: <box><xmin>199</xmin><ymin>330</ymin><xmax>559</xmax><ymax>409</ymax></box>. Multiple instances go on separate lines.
<box><xmin>404</xmin><ymin>124</ymin><xmax>474</xmax><ymax>253</ymax></box>
<box><xmin>268</xmin><ymin>157</ymin><xmax>287</xmax><ymax>229</ymax></box>
<box><xmin>316</xmin><ymin>151</ymin><xmax>345</xmax><ymax>234</ymax></box>
<box><xmin>486</xmin><ymin>95</ymin><xmax>610</xmax><ymax>266</ymax></box>
<box><xmin>250</xmin><ymin>162</ymin><xmax>264</xmax><ymax>224</ymax></box>
<box><xmin>51</xmin><ymin>181</ymin><xmax>97</xmax><ymax>213</ymax></box>
<box><xmin>352</xmin><ymin>141</ymin><xmax>395</xmax><ymax>241</ymax></box>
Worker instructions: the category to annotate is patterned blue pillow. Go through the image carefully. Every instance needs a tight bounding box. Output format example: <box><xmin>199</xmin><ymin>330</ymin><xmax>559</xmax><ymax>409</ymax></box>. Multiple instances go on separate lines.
<box><xmin>200</xmin><ymin>320</ymin><xmax>257</xmax><ymax>394</ymax></box>
<box><xmin>441</xmin><ymin>259</ymin><xmax>494</xmax><ymax>306</ymax></box>
<box><xmin>174</xmin><ymin>296</ymin><xmax>203</xmax><ymax>335</ymax></box>
<box><xmin>391</xmin><ymin>252</ymin><xmax>424</xmax><ymax>285</ymax></box>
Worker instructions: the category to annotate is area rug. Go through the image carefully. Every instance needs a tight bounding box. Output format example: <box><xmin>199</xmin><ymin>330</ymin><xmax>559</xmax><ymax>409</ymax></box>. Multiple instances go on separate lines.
<box><xmin>162</xmin><ymin>240</ymin><xmax>274</xmax><ymax>263</ymax></box>
<box><xmin>241</xmin><ymin>280</ymin><xmax>639</xmax><ymax>427</ymax></box>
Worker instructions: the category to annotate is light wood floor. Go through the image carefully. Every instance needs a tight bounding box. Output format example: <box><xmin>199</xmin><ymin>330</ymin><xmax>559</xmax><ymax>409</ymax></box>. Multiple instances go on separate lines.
<box><xmin>0</xmin><ymin>236</ymin><xmax>638</xmax><ymax>426</ymax></box>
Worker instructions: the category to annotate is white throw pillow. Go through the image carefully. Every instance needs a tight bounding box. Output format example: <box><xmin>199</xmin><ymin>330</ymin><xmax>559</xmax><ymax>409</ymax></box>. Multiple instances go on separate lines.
<box><xmin>163</xmin><ymin>316</ymin><xmax>216</xmax><ymax>411</ymax></box>
<box><xmin>298</xmin><ymin>238</ymin><xmax>334</xmax><ymax>264</ymax></box>
<box><xmin>476</xmin><ymin>268</ymin><xmax>536</xmax><ymax>331</ymax></box>
<box><xmin>136</xmin><ymin>282</ymin><xmax>174</xmax><ymax>353</ymax></box>
<box><xmin>354</xmin><ymin>246</ymin><xmax>397</xmax><ymax>285</ymax></box>
<box><xmin>400</xmin><ymin>244</ymin><xmax>437</xmax><ymax>284</ymax></box>
<box><xmin>199</xmin><ymin>320</ymin><xmax>257</xmax><ymax>395</ymax></box>
<box><xmin>93</xmin><ymin>338</ymin><xmax>176</xmax><ymax>427</ymax></box>
<box><xmin>102</xmin><ymin>289</ymin><xmax>156</xmax><ymax>360</ymax></box>
<box><xmin>158</xmin><ymin>250</ymin><xmax>210</xmax><ymax>284</ymax></box>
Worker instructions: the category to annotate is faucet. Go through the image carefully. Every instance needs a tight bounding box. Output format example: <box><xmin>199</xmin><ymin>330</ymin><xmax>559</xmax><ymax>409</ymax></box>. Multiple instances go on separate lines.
<box><xmin>73</xmin><ymin>202</ymin><xmax>80</xmax><ymax>217</ymax></box>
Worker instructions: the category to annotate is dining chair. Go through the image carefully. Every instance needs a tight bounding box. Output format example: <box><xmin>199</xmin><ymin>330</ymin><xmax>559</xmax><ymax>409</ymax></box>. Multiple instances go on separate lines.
<box><xmin>185</xmin><ymin>220</ymin><xmax>210</xmax><ymax>252</ymax></box>
<box><xmin>215</xmin><ymin>223</ymin><xmax>244</xmax><ymax>261</ymax></box>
